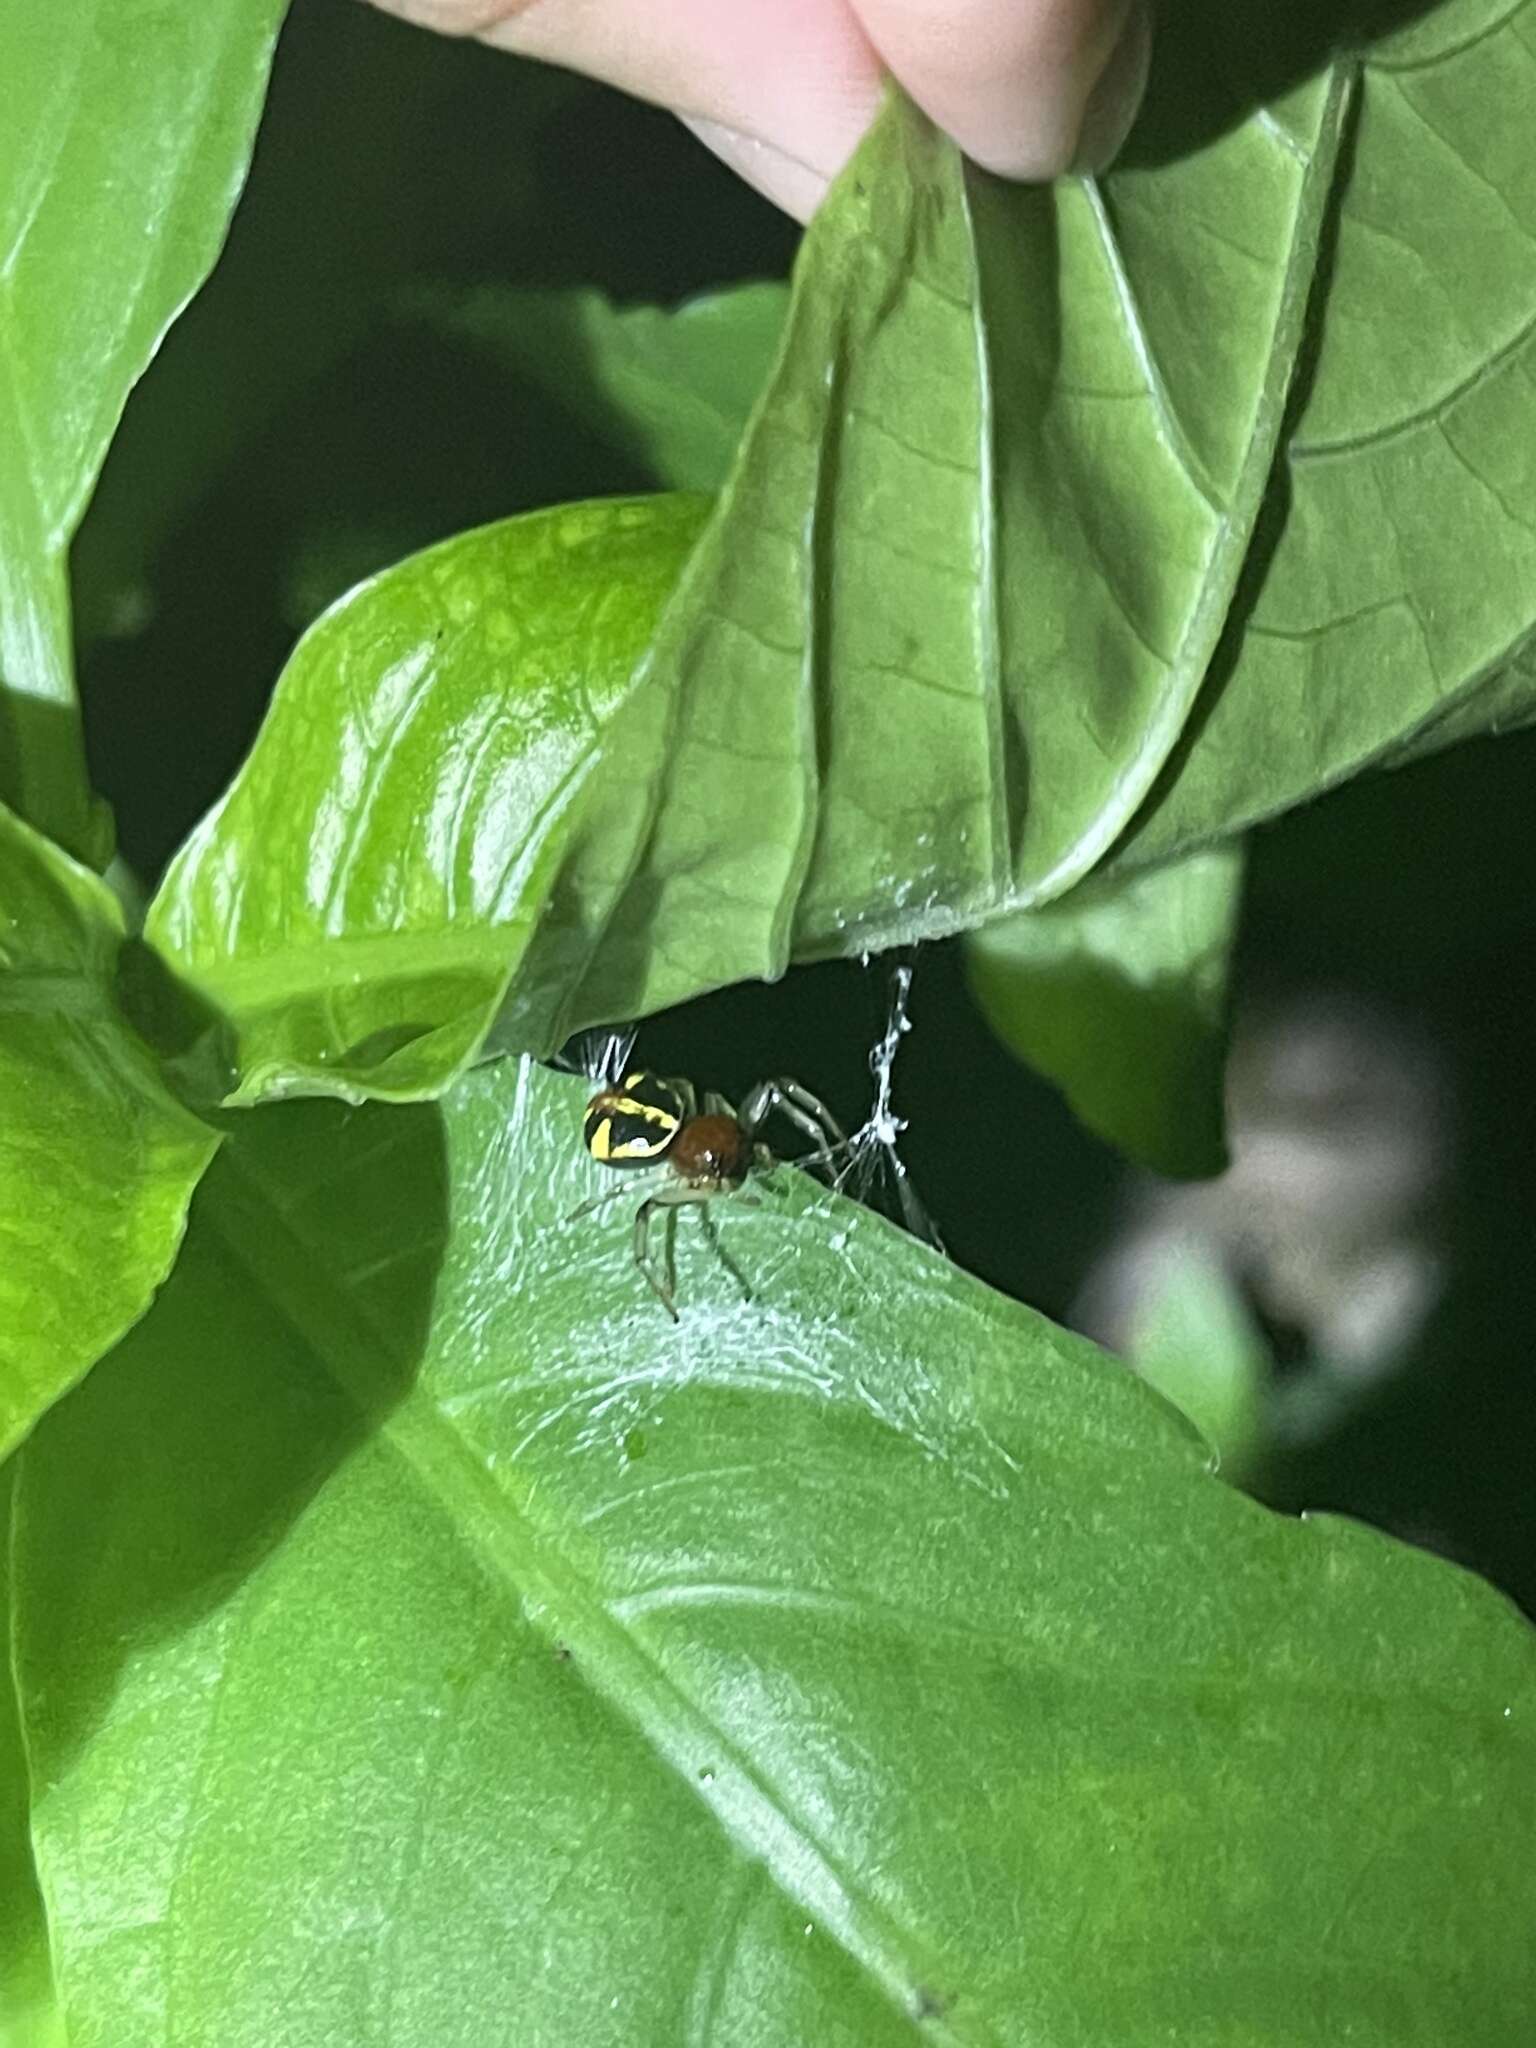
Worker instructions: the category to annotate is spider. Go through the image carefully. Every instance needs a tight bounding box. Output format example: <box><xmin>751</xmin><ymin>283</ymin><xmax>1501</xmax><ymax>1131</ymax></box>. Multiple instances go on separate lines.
<box><xmin>569</xmin><ymin>1068</ymin><xmax>845</xmax><ymax>1320</ymax></box>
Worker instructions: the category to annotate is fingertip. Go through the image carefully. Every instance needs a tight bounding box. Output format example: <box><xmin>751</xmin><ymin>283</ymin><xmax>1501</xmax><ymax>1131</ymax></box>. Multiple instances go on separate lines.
<box><xmin>680</xmin><ymin>116</ymin><xmax>834</xmax><ymax>224</ymax></box>
<box><xmin>1070</xmin><ymin>1</ymin><xmax>1152</xmax><ymax>176</ymax></box>
<box><xmin>447</xmin><ymin>0</ymin><xmax>882</xmax><ymax>224</ymax></box>
<box><xmin>857</xmin><ymin>0</ymin><xmax>1151</xmax><ymax>182</ymax></box>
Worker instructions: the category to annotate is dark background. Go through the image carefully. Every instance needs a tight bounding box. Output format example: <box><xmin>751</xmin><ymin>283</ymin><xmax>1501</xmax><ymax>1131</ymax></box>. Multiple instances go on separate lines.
<box><xmin>77</xmin><ymin>0</ymin><xmax>1536</xmax><ymax>1612</ymax></box>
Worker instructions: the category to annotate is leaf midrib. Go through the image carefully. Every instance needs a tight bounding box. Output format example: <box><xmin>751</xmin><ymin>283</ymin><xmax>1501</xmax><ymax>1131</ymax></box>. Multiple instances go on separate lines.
<box><xmin>1024</xmin><ymin>64</ymin><xmax>1359</xmax><ymax>904</ymax></box>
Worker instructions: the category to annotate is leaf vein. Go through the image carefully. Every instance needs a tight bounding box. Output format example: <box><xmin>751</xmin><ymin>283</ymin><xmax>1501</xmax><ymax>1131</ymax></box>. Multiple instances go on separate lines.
<box><xmin>1082</xmin><ymin>181</ymin><xmax>1223</xmax><ymax>516</ymax></box>
<box><xmin>1291</xmin><ymin>295</ymin><xmax>1536</xmax><ymax>461</ymax></box>
<box><xmin>1370</xmin><ymin>0</ymin><xmax>1535</xmax><ymax>75</ymax></box>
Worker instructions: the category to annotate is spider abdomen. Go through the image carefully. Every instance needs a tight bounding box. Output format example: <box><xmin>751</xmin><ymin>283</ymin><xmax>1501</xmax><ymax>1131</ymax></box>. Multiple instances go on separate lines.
<box><xmin>583</xmin><ymin>1071</ymin><xmax>686</xmax><ymax>1164</ymax></box>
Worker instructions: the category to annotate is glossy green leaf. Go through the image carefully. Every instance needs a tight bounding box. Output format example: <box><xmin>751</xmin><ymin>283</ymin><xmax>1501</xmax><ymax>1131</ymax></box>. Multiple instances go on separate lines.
<box><xmin>0</xmin><ymin>0</ymin><xmax>286</xmax><ymax>860</ymax></box>
<box><xmin>145</xmin><ymin>494</ymin><xmax>710</xmax><ymax>1102</ymax></box>
<box><xmin>414</xmin><ymin>281</ymin><xmax>791</xmax><ymax>494</ymax></box>
<box><xmin>0</xmin><ymin>802</ymin><xmax>218</xmax><ymax>1457</ymax></box>
<box><xmin>967</xmin><ymin>846</ymin><xmax>1242</xmax><ymax>1177</ymax></box>
<box><xmin>1127</xmin><ymin>0</ymin><xmax>1536</xmax><ymax>863</ymax></box>
<box><xmin>9</xmin><ymin>1059</ymin><xmax>1534</xmax><ymax>2044</ymax></box>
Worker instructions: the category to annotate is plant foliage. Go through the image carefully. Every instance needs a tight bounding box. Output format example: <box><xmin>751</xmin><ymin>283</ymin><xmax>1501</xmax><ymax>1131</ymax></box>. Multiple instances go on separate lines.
<box><xmin>3</xmin><ymin>0</ymin><xmax>1535</xmax><ymax>2041</ymax></box>
<box><xmin>11</xmin><ymin>1063</ymin><xmax>1536</xmax><ymax>2044</ymax></box>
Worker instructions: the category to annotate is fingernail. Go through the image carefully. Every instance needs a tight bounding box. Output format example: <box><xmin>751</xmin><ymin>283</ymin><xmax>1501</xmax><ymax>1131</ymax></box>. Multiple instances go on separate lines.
<box><xmin>1072</xmin><ymin>1</ymin><xmax>1153</xmax><ymax>176</ymax></box>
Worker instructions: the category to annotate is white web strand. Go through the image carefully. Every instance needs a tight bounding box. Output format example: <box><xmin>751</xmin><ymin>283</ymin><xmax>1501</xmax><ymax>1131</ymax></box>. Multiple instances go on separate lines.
<box><xmin>554</xmin><ymin>1023</ymin><xmax>639</xmax><ymax>1085</ymax></box>
<box><xmin>836</xmin><ymin>963</ymin><xmax>945</xmax><ymax>1253</ymax></box>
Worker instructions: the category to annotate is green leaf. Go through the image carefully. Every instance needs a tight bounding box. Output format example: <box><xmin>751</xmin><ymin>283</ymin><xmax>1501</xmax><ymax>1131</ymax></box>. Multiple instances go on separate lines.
<box><xmin>967</xmin><ymin>846</ymin><xmax>1242</xmax><ymax>1177</ymax></box>
<box><xmin>147</xmin><ymin>75</ymin><xmax>1348</xmax><ymax>1092</ymax></box>
<box><xmin>412</xmin><ymin>281</ymin><xmax>791</xmax><ymax>494</ymax></box>
<box><xmin>144</xmin><ymin>494</ymin><xmax>710</xmax><ymax>1102</ymax></box>
<box><xmin>10</xmin><ymin>1059</ymin><xmax>1534</xmax><ymax>2043</ymax></box>
<box><xmin>72</xmin><ymin>9</ymin><xmax>587</xmax><ymax>651</ymax></box>
<box><xmin>0</xmin><ymin>1467</ymin><xmax>63</xmax><ymax>2048</ymax></box>
<box><xmin>1125</xmin><ymin>1248</ymin><xmax>1271</xmax><ymax>1481</ymax></box>
<box><xmin>0</xmin><ymin>0</ymin><xmax>285</xmax><ymax>860</ymax></box>
<box><xmin>146</xmin><ymin>13</ymin><xmax>1536</xmax><ymax>1095</ymax></box>
<box><xmin>582</xmin><ymin>74</ymin><xmax>1352</xmax><ymax>1023</ymax></box>
<box><xmin>1127</xmin><ymin>0</ymin><xmax>1536</xmax><ymax>863</ymax></box>
<box><xmin>0</xmin><ymin>802</ymin><xmax>218</xmax><ymax>1458</ymax></box>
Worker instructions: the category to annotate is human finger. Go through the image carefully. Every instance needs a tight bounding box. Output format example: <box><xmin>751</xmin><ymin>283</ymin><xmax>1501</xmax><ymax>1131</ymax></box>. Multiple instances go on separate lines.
<box><xmin>852</xmin><ymin>0</ymin><xmax>1152</xmax><ymax>179</ymax></box>
<box><xmin>367</xmin><ymin>0</ymin><xmax>886</xmax><ymax>220</ymax></box>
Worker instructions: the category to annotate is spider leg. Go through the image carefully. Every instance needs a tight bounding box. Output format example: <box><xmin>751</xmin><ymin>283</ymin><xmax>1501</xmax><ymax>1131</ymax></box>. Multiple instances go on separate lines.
<box><xmin>698</xmin><ymin>1202</ymin><xmax>753</xmax><ymax>1304</ymax></box>
<box><xmin>793</xmin><ymin>1135</ymin><xmax>855</xmax><ymax>1184</ymax></box>
<box><xmin>663</xmin><ymin>1207</ymin><xmax>679</xmax><ymax>1309</ymax></box>
<box><xmin>566</xmin><ymin>1166</ymin><xmax>668</xmax><ymax>1224</ymax></box>
<box><xmin>738</xmin><ymin>1078</ymin><xmax>846</xmax><ymax>1179</ymax></box>
<box><xmin>634</xmin><ymin>1196</ymin><xmax>680</xmax><ymax>1323</ymax></box>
